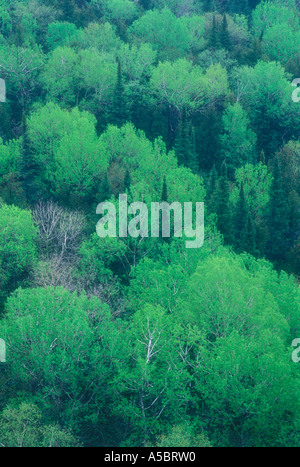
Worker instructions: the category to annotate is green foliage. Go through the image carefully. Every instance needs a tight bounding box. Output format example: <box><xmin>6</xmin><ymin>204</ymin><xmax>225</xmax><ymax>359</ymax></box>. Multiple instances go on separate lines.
<box><xmin>129</xmin><ymin>7</ymin><xmax>191</xmax><ymax>60</ymax></box>
<box><xmin>0</xmin><ymin>204</ymin><xmax>37</xmax><ymax>305</ymax></box>
<box><xmin>53</xmin><ymin>110</ymin><xmax>108</xmax><ymax>200</ymax></box>
<box><xmin>150</xmin><ymin>59</ymin><xmax>229</xmax><ymax>111</ymax></box>
<box><xmin>230</xmin><ymin>163</ymin><xmax>272</xmax><ymax>221</ymax></box>
<box><xmin>27</xmin><ymin>103</ymin><xmax>108</xmax><ymax>202</ymax></box>
<box><xmin>252</xmin><ymin>1</ymin><xmax>299</xmax><ymax>37</ymax></box>
<box><xmin>46</xmin><ymin>21</ymin><xmax>79</xmax><ymax>50</ymax></box>
<box><xmin>0</xmin><ymin>6</ymin><xmax>11</xmax><ymax>35</ymax></box>
<box><xmin>0</xmin><ymin>402</ymin><xmax>80</xmax><ymax>447</ymax></box>
<box><xmin>251</xmin><ymin>0</ymin><xmax>300</xmax><ymax>67</ymax></box>
<box><xmin>41</xmin><ymin>46</ymin><xmax>78</xmax><ymax>106</ymax></box>
<box><xmin>77</xmin><ymin>22</ymin><xmax>122</xmax><ymax>53</ymax></box>
<box><xmin>220</xmin><ymin>102</ymin><xmax>257</xmax><ymax>175</ymax></box>
<box><xmin>175</xmin><ymin>253</ymin><xmax>300</xmax><ymax>446</ymax></box>
<box><xmin>104</xmin><ymin>0</ymin><xmax>138</xmax><ymax>25</ymax></box>
<box><xmin>0</xmin><ymin>44</ymin><xmax>44</xmax><ymax>109</ymax></box>
<box><xmin>233</xmin><ymin>60</ymin><xmax>300</xmax><ymax>157</ymax></box>
<box><xmin>0</xmin><ymin>286</ymin><xmax>117</xmax><ymax>432</ymax></box>
<box><xmin>0</xmin><ymin>138</ymin><xmax>22</xmax><ymax>178</ymax></box>
<box><xmin>155</xmin><ymin>424</ymin><xmax>212</xmax><ymax>447</ymax></box>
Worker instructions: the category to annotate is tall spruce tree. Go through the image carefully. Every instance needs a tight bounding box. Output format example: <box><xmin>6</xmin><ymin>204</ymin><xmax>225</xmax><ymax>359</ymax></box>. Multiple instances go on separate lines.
<box><xmin>245</xmin><ymin>213</ymin><xmax>257</xmax><ymax>256</ymax></box>
<box><xmin>160</xmin><ymin>175</ymin><xmax>170</xmax><ymax>242</ymax></box>
<box><xmin>174</xmin><ymin>109</ymin><xmax>198</xmax><ymax>172</ymax></box>
<box><xmin>267</xmin><ymin>156</ymin><xmax>290</xmax><ymax>263</ymax></box>
<box><xmin>21</xmin><ymin>113</ymin><xmax>39</xmax><ymax>204</ymax></box>
<box><xmin>215</xmin><ymin>161</ymin><xmax>233</xmax><ymax>244</ymax></box>
<box><xmin>234</xmin><ymin>183</ymin><xmax>248</xmax><ymax>252</ymax></box>
<box><xmin>259</xmin><ymin>149</ymin><xmax>266</xmax><ymax>165</ymax></box>
<box><xmin>206</xmin><ymin>164</ymin><xmax>218</xmax><ymax>210</ymax></box>
<box><xmin>196</xmin><ymin>105</ymin><xmax>222</xmax><ymax>171</ymax></box>
<box><xmin>220</xmin><ymin>14</ymin><xmax>231</xmax><ymax>50</ymax></box>
<box><xmin>190</xmin><ymin>126</ymin><xmax>198</xmax><ymax>173</ymax></box>
<box><xmin>98</xmin><ymin>172</ymin><xmax>111</xmax><ymax>202</ymax></box>
<box><xmin>123</xmin><ymin>168</ymin><xmax>131</xmax><ymax>193</ymax></box>
<box><xmin>247</xmin><ymin>37</ymin><xmax>262</xmax><ymax>65</ymax></box>
<box><xmin>112</xmin><ymin>59</ymin><xmax>127</xmax><ymax>127</ymax></box>
<box><xmin>209</xmin><ymin>15</ymin><xmax>221</xmax><ymax>50</ymax></box>
<box><xmin>161</xmin><ymin>176</ymin><xmax>168</xmax><ymax>202</ymax></box>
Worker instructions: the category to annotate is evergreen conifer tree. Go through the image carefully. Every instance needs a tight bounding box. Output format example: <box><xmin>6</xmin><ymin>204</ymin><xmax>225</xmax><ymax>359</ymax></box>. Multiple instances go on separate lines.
<box><xmin>98</xmin><ymin>172</ymin><xmax>111</xmax><ymax>202</ymax></box>
<box><xmin>174</xmin><ymin>109</ymin><xmax>198</xmax><ymax>172</ymax></box>
<box><xmin>267</xmin><ymin>156</ymin><xmax>289</xmax><ymax>262</ymax></box>
<box><xmin>234</xmin><ymin>183</ymin><xmax>248</xmax><ymax>251</ymax></box>
<box><xmin>245</xmin><ymin>213</ymin><xmax>257</xmax><ymax>256</ymax></box>
<box><xmin>123</xmin><ymin>168</ymin><xmax>131</xmax><ymax>193</ymax></box>
<box><xmin>112</xmin><ymin>59</ymin><xmax>127</xmax><ymax>126</ymax></box>
<box><xmin>209</xmin><ymin>15</ymin><xmax>221</xmax><ymax>50</ymax></box>
<box><xmin>220</xmin><ymin>14</ymin><xmax>231</xmax><ymax>50</ymax></box>
<box><xmin>215</xmin><ymin>161</ymin><xmax>233</xmax><ymax>244</ymax></box>
<box><xmin>161</xmin><ymin>176</ymin><xmax>168</xmax><ymax>202</ymax></box>
<box><xmin>259</xmin><ymin>149</ymin><xmax>266</xmax><ymax>165</ymax></box>
<box><xmin>21</xmin><ymin>113</ymin><xmax>39</xmax><ymax>203</ymax></box>
<box><xmin>206</xmin><ymin>164</ymin><xmax>218</xmax><ymax>208</ymax></box>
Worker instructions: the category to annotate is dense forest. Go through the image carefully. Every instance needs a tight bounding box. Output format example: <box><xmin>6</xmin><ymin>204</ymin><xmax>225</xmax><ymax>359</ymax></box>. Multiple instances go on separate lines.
<box><xmin>0</xmin><ymin>0</ymin><xmax>299</xmax><ymax>448</ymax></box>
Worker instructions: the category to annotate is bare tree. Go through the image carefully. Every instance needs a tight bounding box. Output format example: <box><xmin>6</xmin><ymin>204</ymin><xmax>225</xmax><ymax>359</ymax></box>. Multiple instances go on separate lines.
<box><xmin>33</xmin><ymin>255</ymin><xmax>76</xmax><ymax>291</ymax></box>
<box><xmin>33</xmin><ymin>200</ymin><xmax>85</xmax><ymax>261</ymax></box>
<box><xmin>0</xmin><ymin>46</ymin><xmax>44</xmax><ymax>110</ymax></box>
<box><xmin>84</xmin><ymin>280</ymin><xmax>126</xmax><ymax>317</ymax></box>
<box><xmin>32</xmin><ymin>201</ymin><xmax>126</xmax><ymax>314</ymax></box>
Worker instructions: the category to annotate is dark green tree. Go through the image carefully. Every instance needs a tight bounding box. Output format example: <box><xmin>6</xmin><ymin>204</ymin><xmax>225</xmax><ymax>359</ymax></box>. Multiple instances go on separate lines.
<box><xmin>139</xmin><ymin>0</ymin><xmax>152</xmax><ymax>9</ymax></box>
<box><xmin>248</xmin><ymin>0</ymin><xmax>260</xmax><ymax>10</ymax></box>
<box><xmin>227</xmin><ymin>0</ymin><xmax>249</xmax><ymax>15</ymax></box>
<box><xmin>160</xmin><ymin>175</ymin><xmax>169</xmax><ymax>242</ymax></box>
<box><xmin>190</xmin><ymin>126</ymin><xmax>198</xmax><ymax>172</ymax></box>
<box><xmin>245</xmin><ymin>213</ymin><xmax>257</xmax><ymax>256</ymax></box>
<box><xmin>259</xmin><ymin>149</ymin><xmax>266</xmax><ymax>165</ymax></box>
<box><xmin>220</xmin><ymin>14</ymin><xmax>231</xmax><ymax>50</ymax></box>
<box><xmin>123</xmin><ymin>168</ymin><xmax>131</xmax><ymax>193</ymax></box>
<box><xmin>215</xmin><ymin>161</ymin><xmax>233</xmax><ymax>244</ymax></box>
<box><xmin>206</xmin><ymin>164</ymin><xmax>218</xmax><ymax>210</ymax></box>
<box><xmin>60</xmin><ymin>0</ymin><xmax>75</xmax><ymax>22</ymax></box>
<box><xmin>112</xmin><ymin>59</ymin><xmax>127</xmax><ymax>127</ymax></box>
<box><xmin>201</xmin><ymin>0</ymin><xmax>214</xmax><ymax>11</ymax></box>
<box><xmin>161</xmin><ymin>175</ymin><xmax>168</xmax><ymax>202</ymax></box>
<box><xmin>234</xmin><ymin>183</ymin><xmax>248</xmax><ymax>252</ymax></box>
<box><xmin>21</xmin><ymin>113</ymin><xmax>39</xmax><ymax>204</ymax></box>
<box><xmin>267</xmin><ymin>156</ymin><xmax>290</xmax><ymax>263</ymax></box>
<box><xmin>98</xmin><ymin>172</ymin><xmax>112</xmax><ymax>202</ymax></box>
<box><xmin>196</xmin><ymin>105</ymin><xmax>223</xmax><ymax>171</ymax></box>
<box><xmin>209</xmin><ymin>15</ymin><xmax>221</xmax><ymax>50</ymax></box>
<box><xmin>174</xmin><ymin>109</ymin><xmax>198</xmax><ymax>172</ymax></box>
<box><xmin>247</xmin><ymin>37</ymin><xmax>262</xmax><ymax>65</ymax></box>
